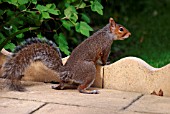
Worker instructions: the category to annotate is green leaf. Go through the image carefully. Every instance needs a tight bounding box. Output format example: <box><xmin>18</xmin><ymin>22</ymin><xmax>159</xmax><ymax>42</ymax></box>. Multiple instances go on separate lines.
<box><xmin>18</xmin><ymin>5</ymin><xmax>26</xmax><ymax>11</ymax></box>
<box><xmin>27</xmin><ymin>12</ymin><xmax>41</xmax><ymax>26</ymax></box>
<box><xmin>53</xmin><ymin>33</ymin><xmax>59</xmax><ymax>43</ymax></box>
<box><xmin>7</xmin><ymin>17</ymin><xmax>23</xmax><ymax>27</ymax></box>
<box><xmin>70</xmin><ymin>13</ymin><xmax>78</xmax><ymax>22</ymax></box>
<box><xmin>45</xmin><ymin>4</ymin><xmax>60</xmax><ymax>15</ymax></box>
<box><xmin>75</xmin><ymin>22</ymin><xmax>80</xmax><ymax>33</ymax></box>
<box><xmin>62</xmin><ymin>20</ymin><xmax>74</xmax><ymax>31</ymax></box>
<box><xmin>10</xmin><ymin>25</ymin><xmax>17</xmax><ymax>33</ymax></box>
<box><xmin>4</xmin><ymin>43</ymin><xmax>16</xmax><ymax>51</ymax></box>
<box><xmin>64</xmin><ymin>6</ymin><xmax>77</xmax><ymax>17</ymax></box>
<box><xmin>64</xmin><ymin>6</ymin><xmax>78</xmax><ymax>22</ymax></box>
<box><xmin>76</xmin><ymin>2</ymin><xmax>86</xmax><ymax>9</ymax></box>
<box><xmin>65</xmin><ymin>0</ymin><xmax>77</xmax><ymax>4</ymax></box>
<box><xmin>7</xmin><ymin>0</ymin><xmax>18</xmax><ymax>6</ymax></box>
<box><xmin>81</xmin><ymin>13</ymin><xmax>90</xmax><ymax>23</ymax></box>
<box><xmin>58</xmin><ymin>33</ymin><xmax>68</xmax><ymax>46</ymax></box>
<box><xmin>46</xmin><ymin>4</ymin><xmax>56</xmax><ymax>9</ymax></box>
<box><xmin>81</xmin><ymin>21</ymin><xmax>93</xmax><ymax>36</ymax></box>
<box><xmin>16</xmin><ymin>33</ymin><xmax>24</xmax><ymax>39</ymax></box>
<box><xmin>47</xmin><ymin>9</ymin><xmax>60</xmax><ymax>15</ymax></box>
<box><xmin>37</xmin><ymin>33</ymin><xmax>44</xmax><ymax>38</ymax></box>
<box><xmin>0</xmin><ymin>33</ymin><xmax>5</xmax><ymax>44</ymax></box>
<box><xmin>75</xmin><ymin>21</ymin><xmax>93</xmax><ymax>37</ymax></box>
<box><xmin>18</xmin><ymin>0</ymin><xmax>28</xmax><ymax>5</ymax></box>
<box><xmin>6</xmin><ymin>10</ymin><xmax>15</xmax><ymax>17</ymax></box>
<box><xmin>41</xmin><ymin>12</ymin><xmax>51</xmax><ymax>19</ymax></box>
<box><xmin>90</xmin><ymin>0</ymin><xmax>103</xmax><ymax>15</ymax></box>
<box><xmin>60</xmin><ymin>45</ymin><xmax>70</xmax><ymax>55</ymax></box>
<box><xmin>53</xmin><ymin>33</ymin><xmax>70</xmax><ymax>55</ymax></box>
<box><xmin>31</xmin><ymin>0</ymin><xmax>37</xmax><ymax>4</ymax></box>
<box><xmin>36</xmin><ymin>5</ymin><xmax>47</xmax><ymax>12</ymax></box>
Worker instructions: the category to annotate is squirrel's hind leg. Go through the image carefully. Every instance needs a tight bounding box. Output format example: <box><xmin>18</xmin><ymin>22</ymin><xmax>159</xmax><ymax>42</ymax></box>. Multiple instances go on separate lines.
<box><xmin>74</xmin><ymin>61</ymin><xmax>99</xmax><ymax>94</ymax></box>
<box><xmin>77</xmin><ymin>78</ymin><xmax>99</xmax><ymax>94</ymax></box>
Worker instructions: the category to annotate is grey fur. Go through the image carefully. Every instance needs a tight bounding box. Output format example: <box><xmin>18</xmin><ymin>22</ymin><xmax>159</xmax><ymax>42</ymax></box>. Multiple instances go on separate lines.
<box><xmin>2</xmin><ymin>38</ymin><xmax>63</xmax><ymax>91</ymax></box>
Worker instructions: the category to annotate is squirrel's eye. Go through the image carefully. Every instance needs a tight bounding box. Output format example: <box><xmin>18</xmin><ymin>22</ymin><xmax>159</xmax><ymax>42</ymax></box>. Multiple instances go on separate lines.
<box><xmin>119</xmin><ymin>27</ymin><xmax>124</xmax><ymax>32</ymax></box>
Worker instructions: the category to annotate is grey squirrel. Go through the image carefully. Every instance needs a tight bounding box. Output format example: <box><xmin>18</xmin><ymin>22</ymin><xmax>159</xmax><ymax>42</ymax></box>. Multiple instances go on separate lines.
<box><xmin>2</xmin><ymin>18</ymin><xmax>131</xmax><ymax>94</ymax></box>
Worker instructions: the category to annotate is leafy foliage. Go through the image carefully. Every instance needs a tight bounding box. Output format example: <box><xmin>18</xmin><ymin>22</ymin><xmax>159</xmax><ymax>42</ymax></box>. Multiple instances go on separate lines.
<box><xmin>0</xmin><ymin>0</ymin><xmax>103</xmax><ymax>55</ymax></box>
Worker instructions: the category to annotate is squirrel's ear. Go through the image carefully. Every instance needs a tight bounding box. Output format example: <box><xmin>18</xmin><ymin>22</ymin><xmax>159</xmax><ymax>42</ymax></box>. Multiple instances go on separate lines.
<box><xmin>109</xmin><ymin>18</ymin><xmax>116</xmax><ymax>27</ymax></box>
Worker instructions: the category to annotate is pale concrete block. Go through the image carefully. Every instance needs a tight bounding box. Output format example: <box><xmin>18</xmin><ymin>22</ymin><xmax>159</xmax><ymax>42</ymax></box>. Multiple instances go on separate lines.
<box><xmin>127</xmin><ymin>95</ymin><xmax>170</xmax><ymax>114</ymax></box>
<box><xmin>34</xmin><ymin>103</ymin><xmax>116</xmax><ymax>114</ymax></box>
<box><xmin>104</xmin><ymin>57</ymin><xmax>170</xmax><ymax>96</ymax></box>
<box><xmin>0</xmin><ymin>98</ymin><xmax>44</xmax><ymax>114</ymax></box>
<box><xmin>0</xmin><ymin>81</ymin><xmax>142</xmax><ymax>111</ymax></box>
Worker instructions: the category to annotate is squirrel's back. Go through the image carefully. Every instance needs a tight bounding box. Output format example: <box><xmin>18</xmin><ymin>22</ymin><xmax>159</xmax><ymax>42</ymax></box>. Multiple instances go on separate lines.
<box><xmin>2</xmin><ymin>38</ymin><xmax>63</xmax><ymax>91</ymax></box>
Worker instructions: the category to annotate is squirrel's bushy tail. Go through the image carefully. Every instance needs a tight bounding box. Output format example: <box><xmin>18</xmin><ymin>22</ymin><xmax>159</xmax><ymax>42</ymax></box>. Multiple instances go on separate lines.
<box><xmin>2</xmin><ymin>38</ymin><xmax>63</xmax><ymax>91</ymax></box>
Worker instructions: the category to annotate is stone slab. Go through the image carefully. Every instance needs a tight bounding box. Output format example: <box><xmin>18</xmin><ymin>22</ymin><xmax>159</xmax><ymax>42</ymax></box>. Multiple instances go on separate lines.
<box><xmin>127</xmin><ymin>95</ymin><xmax>170</xmax><ymax>114</ymax></box>
<box><xmin>0</xmin><ymin>98</ymin><xmax>44</xmax><ymax>114</ymax></box>
<box><xmin>34</xmin><ymin>103</ymin><xmax>146</xmax><ymax>114</ymax></box>
<box><xmin>1</xmin><ymin>80</ymin><xmax>170</xmax><ymax>114</ymax></box>
<box><xmin>34</xmin><ymin>103</ymin><xmax>116</xmax><ymax>114</ymax></box>
<box><xmin>104</xmin><ymin>57</ymin><xmax>170</xmax><ymax>96</ymax></box>
<box><xmin>0</xmin><ymin>81</ymin><xmax>142</xmax><ymax>111</ymax></box>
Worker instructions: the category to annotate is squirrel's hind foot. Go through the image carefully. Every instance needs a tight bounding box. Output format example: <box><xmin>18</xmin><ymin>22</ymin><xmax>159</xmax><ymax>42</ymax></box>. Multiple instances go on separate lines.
<box><xmin>78</xmin><ymin>89</ymin><xmax>100</xmax><ymax>94</ymax></box>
